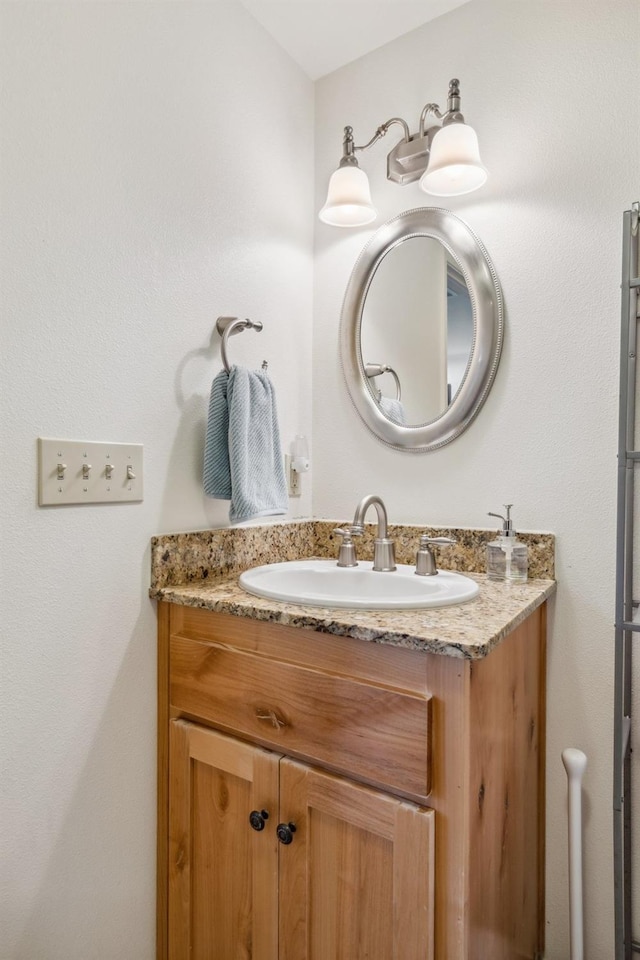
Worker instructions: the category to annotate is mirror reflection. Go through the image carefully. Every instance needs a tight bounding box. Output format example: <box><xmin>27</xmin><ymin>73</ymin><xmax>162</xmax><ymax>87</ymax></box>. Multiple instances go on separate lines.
<box><xmin>360</xmin><ymin>237</ymin><xmax>473</xmax><ymax>426</ymax></box>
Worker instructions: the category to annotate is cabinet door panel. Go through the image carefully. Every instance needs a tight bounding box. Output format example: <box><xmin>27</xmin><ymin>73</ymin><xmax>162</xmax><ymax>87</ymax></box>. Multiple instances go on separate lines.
<box><xmin>169</xmin><ymin>720</ymin><xmax>279</xmax><ymax>960</ymax></box>
<box><xmin>279</xmin><ymin>759</ymin><xmax>435</xmax><ymax>960</ymax></box>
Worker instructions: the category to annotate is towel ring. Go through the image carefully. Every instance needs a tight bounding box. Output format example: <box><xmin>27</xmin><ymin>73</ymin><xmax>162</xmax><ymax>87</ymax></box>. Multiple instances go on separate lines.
<box><xmin>364</xmin><ymin>362</ymin><xmax>401</xmax><ymax>402</ymax></box>
<box><xmin>216</xmin><ymin>316</ymin><xmax>268</xmax><ymax>373</ymax></box>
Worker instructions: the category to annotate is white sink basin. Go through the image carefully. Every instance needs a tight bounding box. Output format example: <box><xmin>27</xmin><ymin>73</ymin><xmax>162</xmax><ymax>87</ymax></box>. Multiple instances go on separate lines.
<box><xmin>239</xmin><ymin>559</ymin><xmax>479</xmax><ymax>610</ymax></box>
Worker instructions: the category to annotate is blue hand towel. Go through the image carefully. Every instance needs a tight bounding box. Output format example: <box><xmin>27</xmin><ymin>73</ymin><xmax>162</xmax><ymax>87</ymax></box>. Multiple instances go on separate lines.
<box><xmin>227</xmin><ymin>366</ymin><xmax>288</xmax><ymax>523</ymax></box>
<box><xmin>203</xmin><ymin>368</ymin><xmax>232</xmax><ymax>499</ymax></box>
<box><xmin>203</xmin><ymin>365</ymin><xmax>288</xmax><ymax>524</ymax></box>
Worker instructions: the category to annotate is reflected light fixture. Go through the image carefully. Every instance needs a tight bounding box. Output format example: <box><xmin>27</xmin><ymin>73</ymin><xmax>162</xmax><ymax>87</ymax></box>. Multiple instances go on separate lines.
<box><xmin>319</xmin><ymin>79</ymin><xmax>488</xmax><ymax>228</ymax></box>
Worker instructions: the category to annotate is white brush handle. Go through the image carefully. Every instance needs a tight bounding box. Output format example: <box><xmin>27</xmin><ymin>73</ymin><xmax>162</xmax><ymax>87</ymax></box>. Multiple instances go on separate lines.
<box><xmin>562</xmin><ymin>748</ymin><xmax>588</xmax><ymax>960</ymax></box>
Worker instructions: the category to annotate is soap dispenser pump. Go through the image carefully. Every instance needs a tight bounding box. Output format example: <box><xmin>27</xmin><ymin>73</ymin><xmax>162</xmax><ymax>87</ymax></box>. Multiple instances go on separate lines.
<box><xmin>486</xmin><ymin>505</ymin><xmax>528</xmax><ymax>582</ymax></box>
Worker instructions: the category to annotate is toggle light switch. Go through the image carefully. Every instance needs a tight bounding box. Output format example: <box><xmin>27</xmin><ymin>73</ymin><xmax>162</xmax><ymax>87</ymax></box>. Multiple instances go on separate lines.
<box><xmin>38</xmin><ymin>438</ymin><xmax>144</xmax><ymax>505</ymax></box>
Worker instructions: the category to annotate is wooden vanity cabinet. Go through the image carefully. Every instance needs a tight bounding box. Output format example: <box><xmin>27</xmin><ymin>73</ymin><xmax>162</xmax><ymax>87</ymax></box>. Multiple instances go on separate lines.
<box><xmin>157</xmin><ymin>600</ymin><xmax>546</xmax><ymax>960</ymax></box>
<box><xmin>168</xmin><ymin>719</ymin><xmax>434</xmax><ymax>960</ymax></box>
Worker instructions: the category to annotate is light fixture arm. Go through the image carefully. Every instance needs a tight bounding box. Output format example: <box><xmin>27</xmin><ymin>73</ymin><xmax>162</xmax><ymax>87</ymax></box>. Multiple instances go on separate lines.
<box><xmin>339</xmin><ymin>118</ymin><xmax>412</xmax><ymax>168</ymax></box>
<box><xmin>354</xmin><ymin>117</ymin><xmax>411</xmax><ymax>153</ymax></box>
<box><xmin>419</xmin><ymin>79</ymin><xmax>465</xmax><ymax>136</ymax></box>
<box><xmin>419</xmin><ymin>103</ymin><xmax>444</xmax><ymax>135</ymax></box>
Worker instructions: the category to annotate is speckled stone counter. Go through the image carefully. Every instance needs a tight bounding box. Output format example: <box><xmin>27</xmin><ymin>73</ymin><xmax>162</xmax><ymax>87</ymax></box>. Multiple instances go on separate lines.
<box><xmin>150</xmin><ymin>520</ymin><xmax>555</xmax><ymax>660</ymax></box>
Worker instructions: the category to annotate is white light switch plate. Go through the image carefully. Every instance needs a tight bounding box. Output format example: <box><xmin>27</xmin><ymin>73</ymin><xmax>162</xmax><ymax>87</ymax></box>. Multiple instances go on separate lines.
<box><xmin>38</xmin><ymin>438</ymin><xmax>143</xmax><ymax>505</ymax></box>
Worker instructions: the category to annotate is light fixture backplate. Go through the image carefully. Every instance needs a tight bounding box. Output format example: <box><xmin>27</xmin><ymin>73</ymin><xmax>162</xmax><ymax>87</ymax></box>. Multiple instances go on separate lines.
<box><xmin>386</xmin><ymin>129</ymin><xmax>436</xmax><ymax>185</ymax></box>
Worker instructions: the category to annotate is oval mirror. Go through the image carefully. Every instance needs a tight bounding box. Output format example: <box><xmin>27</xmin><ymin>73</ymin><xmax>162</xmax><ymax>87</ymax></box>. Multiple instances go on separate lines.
<box><xmin>340</xmin><ymin>208</ymin><xmax>503</xmax><ymax>451</ymax></box>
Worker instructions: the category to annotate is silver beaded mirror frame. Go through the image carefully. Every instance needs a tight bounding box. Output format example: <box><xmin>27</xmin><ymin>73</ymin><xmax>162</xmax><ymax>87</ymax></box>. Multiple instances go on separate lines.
<box><xmin>340</xmin><ymin>207</ymin><xmax>504</xmax><ymax>452</ymax></box>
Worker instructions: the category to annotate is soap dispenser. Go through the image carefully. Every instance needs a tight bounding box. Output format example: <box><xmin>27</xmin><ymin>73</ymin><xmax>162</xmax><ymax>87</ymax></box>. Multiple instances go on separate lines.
<box><xmin>486</xmin><ymin>505</ymin><xmax>528</xmax><ymax>582</ymax></box>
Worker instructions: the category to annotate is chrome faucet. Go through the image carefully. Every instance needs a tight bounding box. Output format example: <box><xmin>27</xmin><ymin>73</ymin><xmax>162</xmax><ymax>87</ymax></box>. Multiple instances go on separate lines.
<box><xmin>351</xmin><ymin>494</ymin><xmax>396</xmax><ymax>572</ymax></box>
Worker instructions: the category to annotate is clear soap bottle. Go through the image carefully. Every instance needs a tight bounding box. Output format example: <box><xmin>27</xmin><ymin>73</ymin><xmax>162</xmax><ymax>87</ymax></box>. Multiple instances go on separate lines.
<box><xmin>486</xmin><ymin>505</ymin><xmax>528</xmax><ymax>582</ymax></box>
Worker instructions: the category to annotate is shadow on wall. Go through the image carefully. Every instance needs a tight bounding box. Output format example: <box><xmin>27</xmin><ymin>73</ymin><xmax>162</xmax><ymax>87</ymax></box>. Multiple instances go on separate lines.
<box><xmin>159</xmin><ymin>328</ymin><xmax>230</xmax><ymax>532</ymax></box>
<box><xmin>13</xmin><ymin>605</ymin><xmax>157</xmax><ymax>960</ymax></box>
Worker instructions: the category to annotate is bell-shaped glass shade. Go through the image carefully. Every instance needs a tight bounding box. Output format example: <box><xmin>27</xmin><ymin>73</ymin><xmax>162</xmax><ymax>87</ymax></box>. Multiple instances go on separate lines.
<box><xmin>420</xmin><ymin>122</ymin><xmax>488</xmax><ymax>197</ymax></box>
<box><xmin>319</xmin><ymin>165</ymin><xmax>377</xmax><ymax>227</ymax></box>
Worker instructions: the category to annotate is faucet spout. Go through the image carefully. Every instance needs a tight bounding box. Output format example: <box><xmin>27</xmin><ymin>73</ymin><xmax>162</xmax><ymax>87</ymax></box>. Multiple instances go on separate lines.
<box><xmin>351</xmin><ymin>494</ymin><xmax>396</xmax><ymax>572</ymax></box>
<box><xmin>352</xmin><ymin>494</ymin><xmax>389</xmax><ymax>538</ymax></box>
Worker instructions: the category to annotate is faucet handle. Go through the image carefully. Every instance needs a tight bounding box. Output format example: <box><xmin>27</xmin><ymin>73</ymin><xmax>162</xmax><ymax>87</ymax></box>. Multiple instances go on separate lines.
<box><xmin>416</xmin><ymin>535</ymin><xmax>457</xmax><ymax>576</ymax></box>
<box><xmin>333</xmin><ymin>526</ymin><xmax>362</xmax><ymax>538</ymax></box>
<box><xmin>333</xmin><ymin>527</ymin><xmax>361</xmax><ymax>568</ymax></box>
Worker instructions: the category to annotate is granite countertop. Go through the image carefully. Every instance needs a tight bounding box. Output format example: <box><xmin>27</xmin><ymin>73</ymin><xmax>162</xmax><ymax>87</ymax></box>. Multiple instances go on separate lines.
<box><xmin>150</xmin><ymin>520</ymin><xmax>556</xmax><ymax>660</ymax></box>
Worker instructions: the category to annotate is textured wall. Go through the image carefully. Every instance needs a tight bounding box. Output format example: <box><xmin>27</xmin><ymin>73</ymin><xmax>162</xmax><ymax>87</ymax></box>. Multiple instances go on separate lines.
<box><xmin>313</xmin><ymin>2</ymin><xmax>639</xmax><ymax>957</ymax></box>
<box><xmin>0</xmin><ymin>4</ymin><xmax>313</xmax><ymax>958</ymax></box>
<box><xmin>2</xmin><ymin>2</ymin><xmax>638</xmax><ymax>958</ymax></box>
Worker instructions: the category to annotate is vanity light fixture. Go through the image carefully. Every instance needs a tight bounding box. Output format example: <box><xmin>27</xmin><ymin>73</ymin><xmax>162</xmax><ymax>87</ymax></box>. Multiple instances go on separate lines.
<box><xmin>319</xmin><ymin>79</ymin><xmax>488</xmax><ymax>228</ymax></box>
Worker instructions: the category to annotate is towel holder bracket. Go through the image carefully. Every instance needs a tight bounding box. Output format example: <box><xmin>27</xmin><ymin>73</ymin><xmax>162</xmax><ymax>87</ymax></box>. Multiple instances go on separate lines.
<box><xmin>365</xmin><ymin>362</ymin><xmax>402</xmax><ymax>402</ymax></box>
<box><xmin>216</xmin><ymin>316</ymin><xmax>267</xmax><ymax>373</ymax></box>
<box><xmin>216</xmin><ymin>316</ymin><xmax>264</xmax><ymax>338</ymax></box>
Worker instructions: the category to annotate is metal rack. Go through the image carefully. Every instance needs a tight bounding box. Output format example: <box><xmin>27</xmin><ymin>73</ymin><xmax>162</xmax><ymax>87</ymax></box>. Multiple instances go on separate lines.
<box><xmin>615</xmin><ymin>200</ymin><xmax>640</xmax><ymax>960</ymax></box>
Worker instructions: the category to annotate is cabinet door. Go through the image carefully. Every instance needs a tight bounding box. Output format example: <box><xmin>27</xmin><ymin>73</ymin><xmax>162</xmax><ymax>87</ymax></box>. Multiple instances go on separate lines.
<box><xmin>169</xmin><ymin>719</ymin><xmax>279</xmax><ymax>960</ymax></box>
<box><xmin>278</xmin><ymin>758</ymin><xmax>435</xmax><ymax>960</ymax></box>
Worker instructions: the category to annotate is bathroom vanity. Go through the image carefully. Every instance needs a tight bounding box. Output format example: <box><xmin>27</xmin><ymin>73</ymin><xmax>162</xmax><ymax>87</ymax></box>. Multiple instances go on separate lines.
<box><xmin>152</xmin><ymin>521</ymin><xmax>555</xmax><ymax>960</ymax></box>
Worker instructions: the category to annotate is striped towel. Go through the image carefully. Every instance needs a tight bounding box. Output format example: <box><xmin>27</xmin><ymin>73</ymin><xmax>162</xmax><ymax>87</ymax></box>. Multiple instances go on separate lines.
<box><xmin>203</xmin><ymin>365</ymin><xmax>288</xmax><ymax>523</ymax></box>
<box><xmin>203</xmin><ymin>369</ymin><xmax>232</xmax><ymax>499</ymax></box>
<box><xmin>379</xmin><ymin>396</ymin><xmax>407</xmax><ymax>425</ymax></box>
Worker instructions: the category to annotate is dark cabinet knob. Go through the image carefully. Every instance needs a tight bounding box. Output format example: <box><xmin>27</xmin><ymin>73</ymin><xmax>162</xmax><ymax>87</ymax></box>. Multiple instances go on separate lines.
<box><xmin>276</xmin><ymin>821</ymin><xmax>297</xmax><ymax>845</ymax></box>
<box><xmin>249</xmin><ymin>809</ymin><xmax>269</xmax><ymax>832</ymax></box>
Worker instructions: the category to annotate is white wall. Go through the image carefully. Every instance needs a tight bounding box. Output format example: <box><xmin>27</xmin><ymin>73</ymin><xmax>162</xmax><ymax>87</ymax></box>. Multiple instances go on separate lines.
<box><xmin>314</xmin><ymin>2</ymin><xmax>639</xmax><ymax>957</ymax></box>
<box><xmin>0</xmin><ymin>4</ymin><xmax>313</xmax><ymax>958</ymax></box>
